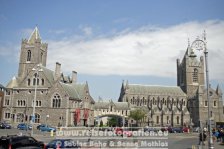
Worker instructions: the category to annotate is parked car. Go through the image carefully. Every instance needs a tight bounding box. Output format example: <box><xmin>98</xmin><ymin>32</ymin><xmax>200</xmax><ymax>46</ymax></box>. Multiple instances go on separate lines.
<box><xmin>17</xmin><ymin>123</ymin><xmax>32</xmax><ymax>130</ymax></box>
<box><xmin>37</xmin><ymin>124</ymin><xmax>46</xmax><ymax>130</ymax></box>
<box><xmin>0</xmin><ymin>135</ymin><xmax>45</xmax><ymax>149</ymax></box>
<box><xmin>182</xmin><ymin>127</ymin><xmax>190</xmax><ymax>133</ymax></box>
<box><xmin>39</xmin><ymin>124</ymin><xmax>56</xmax><ymax>132</ymax></box>
<box><xmin>168</xmin><ymin>127</ymin><xmax>183</xmax><ymax>133</ymax></box>
<box><xmin>0</xmin><ymin>122</ymin><xmax>11</xmax><ymax>129</ymax></box>
<box><xmin>46</xmin><ymin>139</ymin><xmax>81</xmax><ymax>149</ymax></box>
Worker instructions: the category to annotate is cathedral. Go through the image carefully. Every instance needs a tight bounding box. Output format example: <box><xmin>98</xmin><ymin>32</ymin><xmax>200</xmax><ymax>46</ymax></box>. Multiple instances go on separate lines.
<box><xmin>119</xmin><ymin>40</ymin><xmax>224</xmax><ymax>127</ymax></box>
<box><xmin>2</xmin><ymin>27</ymin><xmax>95</xmax><ymax>127</ymax></box>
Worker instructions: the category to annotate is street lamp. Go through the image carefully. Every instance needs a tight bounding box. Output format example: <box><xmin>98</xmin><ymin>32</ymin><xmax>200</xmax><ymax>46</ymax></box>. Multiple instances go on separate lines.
<box><xmin>190</xmin><ymin>31</ymin><xmax>214</xmax><ymax>149</ymax></box>
<box><xmin>31</xmin><ymin>64</ymin><xmax>43</xmax><ymax>136</ymax></box>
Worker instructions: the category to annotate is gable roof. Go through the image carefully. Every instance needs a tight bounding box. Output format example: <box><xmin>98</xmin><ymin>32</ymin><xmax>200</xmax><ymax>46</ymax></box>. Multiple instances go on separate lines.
<box><xmin>94</xmin><ymin>100</ymin><xmax>130</xmax><ymax>110</ymax></box>
<box><xmin>6</xmin><ymin>76</ymin><xmax>18</xmax><ymax>88</ymax></box>
<box><xmin>60</xmin><ymin>82</ymin><xmax>85</xmax><ymax>100</ymax></box>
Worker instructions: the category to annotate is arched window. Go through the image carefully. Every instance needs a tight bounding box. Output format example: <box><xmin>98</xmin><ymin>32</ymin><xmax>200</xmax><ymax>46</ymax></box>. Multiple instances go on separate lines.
<box><xmin>23</xmin><ymin>100</ymin><xmax>25</xmax><ymax>106</ymax></box>
<box><xmin>35</xmin><ymin>113</ymin><xmax>40</xmax><ymax>123</ymax></box>
<box><xmin>37</xmin><ymin>78</ymin><xmax>39</xmax><ymax>85</ymax></box>
<box><xmin>28</xmin><ymin>79</ymin><xmax>31</xmax><ymax>86</ymax></box>
<box><xmin>177</xmin><ymin>116</ymin><xmax>179</xmax><ymax>124</ymax></box>
<box><xmin>52</xmin><ymin>93</ymin><xmax>61</xmax><ymax>108</ymax></box>
<box><xmin>167</xmin><ymin>116</ymin><xmax>169</xmax><ymax>124</ymax></box>
<box><xmin>27</xmin><ymin>50</ymin><xmax>31</xmax><ymax>61</ymax></box>
<box><xmin>192</xmin><ymin>68</ymin><xmax>198</xmax><ymax>82</ymax></box>
<box><xmin>156</xmin><ymin>116</ymin><xmax>159</xmax><ymax>124</ymax></box>
<box><xmin>33</xmin><ymin>78</ymin><xmax>36</xmax><ymax>86</ymax></box>
<box><xmin>41</xmin><ymin>52</ymin><xmax>43</xmax><ymax>63</ymax></box>
<box><xmin>41</xmin><ymin>79</ymin><xmax>44</xmax><ymax>86</ymax></box>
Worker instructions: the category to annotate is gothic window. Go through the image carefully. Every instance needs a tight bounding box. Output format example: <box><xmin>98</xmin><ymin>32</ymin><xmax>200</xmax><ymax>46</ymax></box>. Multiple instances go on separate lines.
<box><xmin>156</xmin><ymin>116</ymin><xmax>159</xmax><ymax>124</ymax></box>
<box><xmin>33</xmin><ymin>78</ymin><xmax>36</xmax><ymax>86</ymax></box>
<box><xmin>205</xmin><ymin>101</ymin><xmax>208</xmax><ymax>107</ymax></box>
<box><xmin>27</xmin><ymin>50</ymin><xmax>31</xmax><ymax>61</ymax></box>
<box><xmin>4</xmin><ymin>112</ymin><xmax>10</xmax><ymax>119</ymax></box>
<box><xmin>110</xmin><ymin>106</ymin><xmax>113</xmax><ymax>112</ymax></box>
<box><xmin>28</xmin><ymin>79</ymin><xmax>31</xmax><ymax>86</ymax></box>
<box><xmin>214</xmin><ymin>101</ymin><xmax>217</xmax><ymax>107</ymax></box>
<box><xmin>41</xmin><ymin>52</ymin><xmax>43</xmax><ymax>64</ymax></box>
<box><xmin>37</xmin><ymin>78</ymin><xmax>39</xmax><ymax>85</ymax></box>
<box><xmin>192</xmin><ymin>68</ymin><xmax>198</xmax><ymax>82</ymax></box>
<box><xmin>52</xmin><ymin>93</ymin><xmax>61</xmax><ymax>108</ymax></box>
<box><xmin>35</xmin><ymin>113</ymin><xmax>40</xmax><ymax>123</ymax></box>
<box><xmin>177</xmin><ymin>116</ymin><xmax>179</xmax><ymax>124</ymax></box>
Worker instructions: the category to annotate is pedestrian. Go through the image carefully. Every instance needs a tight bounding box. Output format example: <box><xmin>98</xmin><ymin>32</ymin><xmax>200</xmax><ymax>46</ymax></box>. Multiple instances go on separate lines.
<box><xmin>198</xmin><ymin>130</ymin><xmax>207</xmax><ymax>145</ymax></box>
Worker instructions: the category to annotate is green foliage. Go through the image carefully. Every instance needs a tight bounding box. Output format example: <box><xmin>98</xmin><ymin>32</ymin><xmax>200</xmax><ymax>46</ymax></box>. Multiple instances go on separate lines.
<box><xmin>108</xmin><ymin>116</ymin><xmax>117</xmax><ymax>127</ymax></box>
<box><xmin>100</xmin><ymin>120</ymin><xmax>103</xmax><ymax>127</ymax></box>
<box><xmin>129</xmin><ymin>109</ymin><xmax>146</xmax><ymax>126</ymax></box>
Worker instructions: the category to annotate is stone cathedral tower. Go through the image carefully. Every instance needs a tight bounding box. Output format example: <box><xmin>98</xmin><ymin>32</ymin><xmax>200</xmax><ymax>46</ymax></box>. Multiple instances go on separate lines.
<box><xmin>18</xmin><ymin>27</ymin><xmax>48</xmax><ymax>82</ymax></box>
<box><xmin>177</xmin><ymin>42</ymin><xmax>224</xmax><ymax>127</ymax></box>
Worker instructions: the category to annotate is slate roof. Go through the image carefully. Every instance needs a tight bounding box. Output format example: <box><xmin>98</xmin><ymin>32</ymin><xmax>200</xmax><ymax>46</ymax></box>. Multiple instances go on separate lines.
<box><xmin>127</xmin><ymin>84</ymin><xmax>186</xmax><ymax>96</ymax></box>
<box><xmin>94</xmin><ymin>100</ymin><xmax>130</xmax><ymax>110</ymax></box>
<box><xmin>6</xmin><ymin>76</ymin><xmax>18</xmax><ymax>88</ymax></box>
<box><xmin>60</xmin><ymin>82</ymin><xmax>85</xmax><ymax>99</ymax></box>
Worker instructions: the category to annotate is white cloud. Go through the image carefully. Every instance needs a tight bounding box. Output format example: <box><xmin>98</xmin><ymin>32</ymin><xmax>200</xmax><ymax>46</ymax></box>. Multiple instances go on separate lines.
<box><xmin>47</xmin><ymin>20</ymin><xmax>224</xmax><ymax>81</ymax></box>
<box><xmin>80</xmin><ymin>26</ymin><xmax>93</xmax><ymax>36</ymax></box>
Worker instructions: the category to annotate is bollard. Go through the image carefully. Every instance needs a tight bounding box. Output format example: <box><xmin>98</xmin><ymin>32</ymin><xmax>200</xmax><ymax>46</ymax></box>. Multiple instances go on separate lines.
<box><xmin>50</xmin><ymin>130</ymin><xmax>54</xmax><ymax>137</ymax></box>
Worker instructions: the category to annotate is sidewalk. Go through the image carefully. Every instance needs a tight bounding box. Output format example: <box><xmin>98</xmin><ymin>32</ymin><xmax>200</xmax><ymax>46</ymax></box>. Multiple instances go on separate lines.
<box><xmin>192</xmin><ymin>141</ymin><xmax>224</xmax><ymax>149</ymax></box>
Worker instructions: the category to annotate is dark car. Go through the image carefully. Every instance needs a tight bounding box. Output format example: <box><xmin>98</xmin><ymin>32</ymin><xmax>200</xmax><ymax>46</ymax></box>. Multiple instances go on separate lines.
<box><xmin>0</xmin><ymin>122</ymin><xmax>11</xmax><ymax>129</ymax></box>
<box><xmin>17</xmin><ymin>123</ymin><xmax>32</xmax><ymax>130</ymax></box>
<box><xmin>39</xmin><ymin>124</ymin><xmax>56</xmax><ymax>132</ymax></box>
<box><xmin>46</xmin><ymin>139</ymin><xmax>81</xmax><ymax>149</ymax></box>
<box><xmin>0</xmin><ymin>135</ymin><xmax>45</xmax><ymax>149</ymax></box>
<box><xmin>168</xmin><ymin>127</ymin><xmax>183</xmax><ymax>133</ymax></box>
<box><xmin>37</xmin><ymin>124</ymin><xmax>46</xmax><ymax>130</ymax></box>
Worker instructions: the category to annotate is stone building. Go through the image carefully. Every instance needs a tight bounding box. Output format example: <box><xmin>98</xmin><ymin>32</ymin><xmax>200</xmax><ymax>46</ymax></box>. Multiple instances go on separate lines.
<box><xmin>118</xmin><ymin>81</ymin><xmax>190</xmax><ymax>127</ymax></box>
<box><xmin>177</xmin><ymin>44</ymin><xmax>224</xmax><ymax>127</ymax></box>
<box><xmin>93</xmin><ymin>99</ymin><xmax>131</xmax><ymax>126</ymax></box>
<box><xmin>2</xmin><ymin>27</ymin><xmax>95</xmax><ymax>127</ymax></box>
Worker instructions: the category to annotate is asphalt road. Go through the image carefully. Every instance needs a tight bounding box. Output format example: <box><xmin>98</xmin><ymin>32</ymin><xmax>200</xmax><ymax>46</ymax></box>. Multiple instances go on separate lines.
<box><xmin>0</xmin><ymin>128</ymin><xmax>219</xmax><ymax>149</ymax></box>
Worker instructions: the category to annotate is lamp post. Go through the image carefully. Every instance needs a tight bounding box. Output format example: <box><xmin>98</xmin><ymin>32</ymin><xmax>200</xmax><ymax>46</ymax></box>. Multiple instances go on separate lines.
<box><xmin>31</xmin><ymin>64</ymin><xmax>43</xmax><ymax>136</ymax></box>
<box><xmin>190</xmin><ymin>31</ymin><xmax>214</xmax><ymax>149</ymax></box>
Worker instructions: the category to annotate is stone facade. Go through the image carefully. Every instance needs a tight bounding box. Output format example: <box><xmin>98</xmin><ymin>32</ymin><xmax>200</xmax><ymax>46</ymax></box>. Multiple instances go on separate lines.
<box><xmin>1</xmin><ymin>27</ymin><xmax>95</xmax><ymax>127</ymax></box>
<box><xmin>177</xmin><ymin>44</ymin><xmax>224</xmax><ymax>127</ymax></box>
<box><xmin>93</xmin><ymin>99</ymin><xmax>131</xmax><ymax>126</ymax></box>
<box><xmin>118</xmin><ymin>82</ymin><xmax>190</xmax><ymax>127</ymax></box>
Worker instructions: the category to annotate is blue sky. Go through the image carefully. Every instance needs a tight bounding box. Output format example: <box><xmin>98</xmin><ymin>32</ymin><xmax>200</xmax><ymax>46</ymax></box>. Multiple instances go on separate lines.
<box><xmin>0</xmin><ymin>0</ymin><xmax>224</xmax><ymax>100</ymax></box>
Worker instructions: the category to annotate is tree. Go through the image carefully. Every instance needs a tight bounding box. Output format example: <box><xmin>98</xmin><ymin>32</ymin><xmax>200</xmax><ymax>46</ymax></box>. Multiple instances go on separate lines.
<box><xmin>100</xmin><ymin>120</ymin><xmax>103</xmax><ymax>127</ymax></box>
<box><xmin>108</xmin><ymin>116</ymin><xmax>117</xmax><ymax>127</ymax></box>
<box><xmin>129</xmin><ymin>109</ymin><xmax>146</xmax><ymax>126</ymax></box>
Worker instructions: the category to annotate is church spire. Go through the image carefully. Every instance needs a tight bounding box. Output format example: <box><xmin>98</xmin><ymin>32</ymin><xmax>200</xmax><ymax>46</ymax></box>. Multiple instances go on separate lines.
<box><xmin>28</xmin><ymin>26</ymin><xmax>41</xmax><ymax>44</ymax></box>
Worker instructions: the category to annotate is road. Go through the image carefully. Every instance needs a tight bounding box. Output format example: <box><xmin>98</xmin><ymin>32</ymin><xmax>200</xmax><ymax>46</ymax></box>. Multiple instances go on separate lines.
<box><xmin>0</xmin><ymin>128</ymin><xmax>222</xmax><ymax>149</ymax></box>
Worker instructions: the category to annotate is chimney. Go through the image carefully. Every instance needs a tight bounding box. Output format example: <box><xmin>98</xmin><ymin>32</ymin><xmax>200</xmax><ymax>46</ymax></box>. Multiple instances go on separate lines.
<box><xmin>55</xmin><ymin>62</ymin><xmax>61</xmax><ymax>80</ymax></box>
<box><xmin>72</xmin><ymin>71</ymin><xmax>77</xmax><ymax>83</ymax></box>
